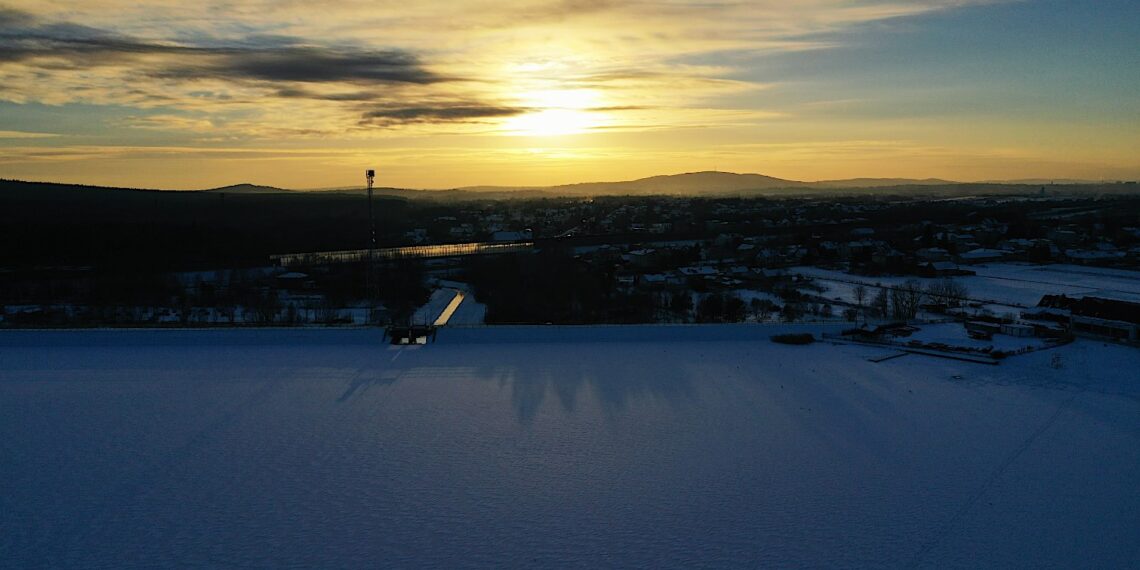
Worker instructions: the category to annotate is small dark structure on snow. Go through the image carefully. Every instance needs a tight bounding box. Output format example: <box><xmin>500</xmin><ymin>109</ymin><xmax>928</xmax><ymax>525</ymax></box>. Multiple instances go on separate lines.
<box><xmin>386</xmin><ymin>324</ymin><xmax>437</xmax><ymax>345</ymax></box>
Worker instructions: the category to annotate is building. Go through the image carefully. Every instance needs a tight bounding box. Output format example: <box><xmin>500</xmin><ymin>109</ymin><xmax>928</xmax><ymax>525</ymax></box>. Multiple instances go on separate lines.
<box><xmin>958</xmin><ymin>248</ymin><xmax>1006</xmax><ymax>264</ymax></box>
<box><xmin>965</xmin><ymin>320</ymin><xmax>1002</xmax><ymax>340</ymax></box>
<box><xmin>919</xmin><ymin>261</ymin><xmax>974</xmax><ymax>277</ymax></box>
<box><xmin>627</xmin><ymin>248</ymin><xmax>662</xmax><ymax>269</ymax></box>
<box><xmin>491</xmin><ymin>230</ymin><xmax>533</xmax><ymax>242</ymax></box>
<box><xmin>1000</xmin><ymin>323</ymin><xmax>1036</xmax><ymax>338</ymax></box>
<box><xmin>1069</xmin><ymin>297</ymin><xmax>1140</xmax><ymax>342</ymax></box>
<box><xmin>916</xmin><ymin>247</ymin><xmax>951</xmax><ymax>262</ymax></box>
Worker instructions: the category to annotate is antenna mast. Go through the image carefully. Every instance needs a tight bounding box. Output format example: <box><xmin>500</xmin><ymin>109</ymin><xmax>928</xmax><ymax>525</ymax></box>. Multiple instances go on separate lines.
<box><xmin>366</xmin><ymin>168</ymin><xmax>377</xmax><ymax>324</ymax></box>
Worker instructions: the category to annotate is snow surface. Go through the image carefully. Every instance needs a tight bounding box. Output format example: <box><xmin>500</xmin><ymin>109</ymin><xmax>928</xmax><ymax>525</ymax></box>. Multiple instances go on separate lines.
<box><xmin>794</xmin><ymin>263</ymin><xmax>1140</xmax><ymax>309</ymax></box>
<box><xmin>1</xmin><ymin>326</ymin><xmax>1138</xmax><ymax>568</ymax></box>
<box><xmin>412</xmin><ymin>288</ymin><xmax>464</xmax><ymax>326</ymax></box>
<box><xmin>903</xmin><ymin>322</ymin><xmax>1048</xmax><ymax>352</ymax></box>
<box><xmin>415</xmin><ymin>283</ymin><xmax>487</xmax><ymax>326</ymax></box>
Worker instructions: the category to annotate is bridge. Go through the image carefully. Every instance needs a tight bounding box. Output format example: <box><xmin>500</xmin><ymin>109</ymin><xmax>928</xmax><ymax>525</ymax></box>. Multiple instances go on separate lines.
<box><xmin>271</xmin><ymin>241</ymin><xmax>535</xmax><ymax>267</ymax></box>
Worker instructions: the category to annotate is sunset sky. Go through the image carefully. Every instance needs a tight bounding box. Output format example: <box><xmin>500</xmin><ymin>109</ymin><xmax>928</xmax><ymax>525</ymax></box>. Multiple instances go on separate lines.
<box><xmin>1</xmin><ymin>0</ymin><xmax>1137</xmax><ymax>189</ymax></box>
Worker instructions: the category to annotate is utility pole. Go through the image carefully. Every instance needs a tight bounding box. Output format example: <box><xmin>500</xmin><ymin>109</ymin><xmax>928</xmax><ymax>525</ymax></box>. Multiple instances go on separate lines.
<box><xmin>366</xmin><ymin>169</ymin><xmax>376</xmax><ymax>324</ymax></box>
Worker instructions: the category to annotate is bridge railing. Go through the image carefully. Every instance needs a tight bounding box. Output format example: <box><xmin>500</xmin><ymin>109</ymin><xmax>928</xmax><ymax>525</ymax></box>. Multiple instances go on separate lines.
<box><xmin>271</xmin><ymin>241</ymin><xmax>535</xmax><ymax>267</ymax></box>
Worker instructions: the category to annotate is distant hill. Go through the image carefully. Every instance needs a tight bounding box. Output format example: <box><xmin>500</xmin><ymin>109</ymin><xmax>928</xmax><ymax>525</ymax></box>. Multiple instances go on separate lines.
<box><xmin>5</xmin><ymin>172</ymin><xmax>1135</xmax><ymax>202</ymax></box>
<box><xmin>812</xmin><ymin>177</ymin><xmax>958</xmax><ymax>188</ymax></box>
<box><xmin>980</xmin><ymin>178</ymin><xmax>1104</xmax><ymax>185</ymax></box>
<box><xmin>451</xmin><ymin>171</ymin><xmax>990</xmax><ymax>197</ymax></box>
<box><xmin>205</xmin><ymin>183</ymin><xmax>293</xmax><ymax>194</ymax></box>
<box><xmin>555</xmin><ymin>171</ymin><xmax>808</xmax><ymax>195</ymax></box>
<box><xmin>454</xmin><ymin>171</ymin><xmax>806</xmax><ymax>197</ymax></box>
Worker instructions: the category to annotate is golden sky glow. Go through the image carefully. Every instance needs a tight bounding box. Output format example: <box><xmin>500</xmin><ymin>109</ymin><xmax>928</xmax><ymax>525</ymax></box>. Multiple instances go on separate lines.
<box><xmin>0</xmin><ymin>0</ymin><xmax>1138</xmax><ymax>189</ymax></box>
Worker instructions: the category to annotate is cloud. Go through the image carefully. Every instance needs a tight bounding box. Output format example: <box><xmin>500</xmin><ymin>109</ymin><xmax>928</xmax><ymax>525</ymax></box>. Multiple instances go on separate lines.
<box><xmin>151</xmin><ymin>47</ymin><xmax>440</xmax><ymax>85</ymax></box>
<box><xmin>359</xmin><ymin>104</ymin><xmax>527</xmax><ymax>127</ymax></box>
<box><xmin>0</xmin><ymin>9</ymin><xmax>440</xmax><ymax>84</ymax></box>
<box><xmin>0</xmin><ymin>129</ymin><xmax>59</xmax><ymax>138</ymax></box>
<box><xmin>0</xmin><ymin>0</ymin><xmax>1020</xmax><ymax>139</ymax></box>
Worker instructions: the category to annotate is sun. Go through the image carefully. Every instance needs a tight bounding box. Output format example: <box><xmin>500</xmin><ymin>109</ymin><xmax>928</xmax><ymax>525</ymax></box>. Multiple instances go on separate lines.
<box><xmin>503</xmin><ymin>89</ymin><xmax>606</xmax><ymax>137</ymax></box>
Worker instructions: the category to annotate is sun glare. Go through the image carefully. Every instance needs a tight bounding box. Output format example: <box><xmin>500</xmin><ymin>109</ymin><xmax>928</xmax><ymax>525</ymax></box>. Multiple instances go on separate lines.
<box><xmin>504</xmin><ymin>89</ymin><xmax>606</xmax><ymax>136</ymax></box>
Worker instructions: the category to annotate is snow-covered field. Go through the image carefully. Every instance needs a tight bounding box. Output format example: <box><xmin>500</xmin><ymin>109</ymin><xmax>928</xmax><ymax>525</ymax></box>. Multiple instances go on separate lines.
<box><xmin>795</xmin><ymin>262</ymin><xmax>1140</xmax><ymax>309</ymax></box>
<box><xmin>895</xmin><ymin>322</ymin><xmax>1046</xmax><ymax>352</ymax></box>
<box><xmin>2</xmin><ymin>327</ymin><xmax>1138</xmax><ymax>568</ymax></box>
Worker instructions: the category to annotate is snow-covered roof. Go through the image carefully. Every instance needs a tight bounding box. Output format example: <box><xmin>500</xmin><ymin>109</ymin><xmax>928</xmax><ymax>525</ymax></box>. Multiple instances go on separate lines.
<box><xmin>959</xmin><ymin>248</ymin><xmax>1006</xmax><ymax>260</ymax></box>
<box><xmin>925</xmin><ymin>261</ymin><xmax>959</xmax><ymax>271</ymax></box>
<box><xmin>679</xmin><ymin>266</ymin><xmax>718</xmax><ymax>276</ymax></box>
<box><xmin>491</xmin><ymin>231</ymin><xmax>531</xmax><ymax>242</ymax></box>
<box><xmin>1065</xmin><ymin>249</ymin><xmax>1123</xmax><ymax>261</ymax></box>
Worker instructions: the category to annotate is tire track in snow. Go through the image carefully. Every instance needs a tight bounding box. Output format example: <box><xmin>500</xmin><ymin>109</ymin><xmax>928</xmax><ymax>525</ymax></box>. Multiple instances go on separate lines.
<box><xmin>908</xmin><ymin>391</ymin><xmax>1079</xmax><ymax>568</ymax></box>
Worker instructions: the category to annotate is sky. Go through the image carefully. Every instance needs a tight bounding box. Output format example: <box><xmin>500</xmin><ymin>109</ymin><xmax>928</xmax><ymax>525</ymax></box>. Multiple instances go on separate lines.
<box><xmin>0</xmin><ymin>0</ymin><xmax>1137</xmax><ymax>189</ymax></box>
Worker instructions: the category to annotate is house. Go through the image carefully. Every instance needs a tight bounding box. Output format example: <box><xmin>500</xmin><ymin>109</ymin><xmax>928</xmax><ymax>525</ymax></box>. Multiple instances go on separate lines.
<box><xmin>627</xmin><ymin>248</ymin><xmax>661</xmax><ymax>269</ymax></box>
<box><xmin>679</xmin><ymin>266</ymin><xmax>719</xmax><ymax>278</ymax></box>
<box><xmin>404</xmin><ymin>228</ymin><xmax>428</xmax><ymax>243</ymax></box>
<box><xmin>919</xmin><ymin>261</ymin><xmax>975</xmax><ymax>277</ymax></box>
<box><xmin>1022</xmin><ymin>306</ymin><xmax>1070</xmax><ymax>326</ymax></box>
<box><xmin>275</xmin><ymin>271</ymin><xmax>313</xmax><ymax>291</ymax></box>
<box><xmin>1000</xmin><ymin>323</ymin><xmax>1036</xmax><ymax>338</ymax></box>
<box><xmin>491</xmin><ymin>230</ymin><xmax>532</xmax><ymax>242</ymax></box>
<box><xmin>1069</xmin><ymin>297</ymin><xmax>1140</xmax><ymax>342</ymax></box>
<box><xmin>998</xmin><ymin>238</ymin><xmax>1035</xmax><ymax>252</ymax></box>
<box><xmin>1047</xmin><ymin>229</ymin><xmax>1081</xmax><ymax>246</ymax></box>
<box><xmin>449</xmin><ymin>224</ymin><xmax>475</xmax><ymax>239</ymax></box>
<box><xmin>639</xmin><ymin>273</ymin><xmax>668</xmax><ymax>288</ymax></box>
<box><xmin>958</xmin><ymin>248</ymin><xmax>1006</xmax><ymax>264</ymax></box>
<box><xmin>1065</xmin><ymin>249</ymin><xmax>1123</xmax><ymax>265</ymax></box>
<box><xmin>965</xmin><ymin>321</ymin><xmax>1002</xmax><ymax>340</ymax></box>
<box><xmin>871</xmin><ymin>247</ymin><xmax>905</xmax><ymax>268</ymax></box>
<box><xmin>841</xmin><ymin>240</ymin><xmax>878</xmax><ymax>259</ymax></box>
<box><xmin>916</xmin><ymin>247</ymin><xmax>951</xmax><ymax>262</ymax></box>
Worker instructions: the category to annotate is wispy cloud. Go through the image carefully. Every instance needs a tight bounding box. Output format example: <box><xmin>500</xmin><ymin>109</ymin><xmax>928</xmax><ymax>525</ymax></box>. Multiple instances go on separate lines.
<box><xmin>0</xmin><ymin>1</ymin><xmax>1014</xmax><ymax>137</ymax></box>
<box><xmin>12</xmin><ymin>0</ymin><xmax>1126</xmax><ymax>189</ymax></box>
<box><xmin>0</xmin><ymin>129</ymin><xmax>59</xmax><ymax>138</ymax></box>
<box><xmin>0</xmin><ymin>5</ymin><xmax>475</xmax><ymax>134</ymax></box>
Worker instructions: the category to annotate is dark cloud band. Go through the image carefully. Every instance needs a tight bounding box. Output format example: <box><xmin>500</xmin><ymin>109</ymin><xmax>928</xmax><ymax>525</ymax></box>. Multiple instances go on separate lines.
<box><xmin>0</xmin><ymin>8</ymin><xmax>440</xmax><ymax>85</ymax></box>
<box><xmin>359</xmin><ymin>105</ymin><xmax>526</xmax><ymax>126</ymax></box>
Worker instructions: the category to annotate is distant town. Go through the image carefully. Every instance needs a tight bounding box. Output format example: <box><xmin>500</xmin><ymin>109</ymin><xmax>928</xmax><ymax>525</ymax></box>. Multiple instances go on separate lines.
<box><xmin>3</xmin><ymin>178</ymin><xmax>1139</xmax><ymax>350</ymax></box>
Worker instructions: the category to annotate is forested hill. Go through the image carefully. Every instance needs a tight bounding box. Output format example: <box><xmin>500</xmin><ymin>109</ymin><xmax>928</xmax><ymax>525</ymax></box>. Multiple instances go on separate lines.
<box><xmin>0</xmin><ymin>179</ymin><xmax>410</xmax><ymax>271</ymax></box>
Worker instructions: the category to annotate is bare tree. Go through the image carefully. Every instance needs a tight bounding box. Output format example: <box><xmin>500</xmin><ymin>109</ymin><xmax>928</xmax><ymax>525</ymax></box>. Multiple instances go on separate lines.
<box><xmin>853</xmin><ymin>284</ymin><xmax>867</xmax><ymax>323</ymax></box>
<box><xmin>943</xmin><ymin>279</ymin><xmax>969</xmax><ymax>307</ymax></box>
<box><xmin>926</xmin><ymin>278</ymin><xmax>969</xmax><ymax>307</ymax></box>
<box><xmin>870</xmin><ymin>288</ymin><xmax>889</xmax><ymax>319</ymax></box>
<box><xmin>890</xmin><ymin>279</ymin><xmax>925</xmax><ymax>320</ymax></box>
